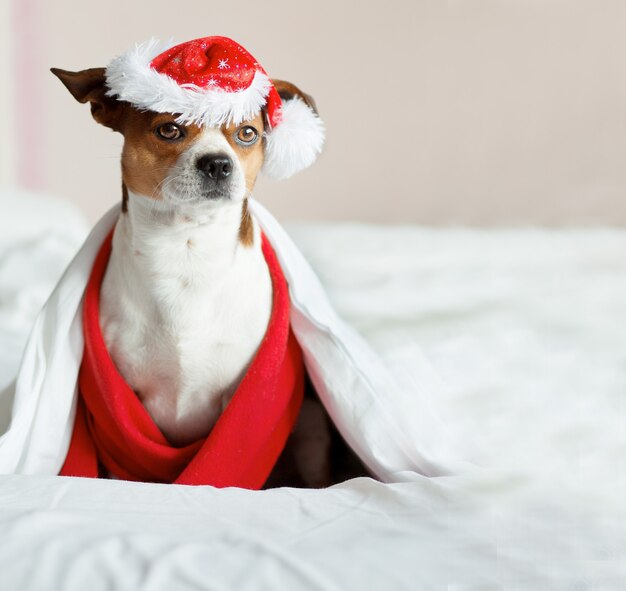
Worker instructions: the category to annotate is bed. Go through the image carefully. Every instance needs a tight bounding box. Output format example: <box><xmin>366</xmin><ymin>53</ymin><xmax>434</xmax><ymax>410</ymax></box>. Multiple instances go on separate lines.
<box><xmin>1</xmin><ymin>189</ymin><xmax>624</xmax><ymax>589</ymax></box>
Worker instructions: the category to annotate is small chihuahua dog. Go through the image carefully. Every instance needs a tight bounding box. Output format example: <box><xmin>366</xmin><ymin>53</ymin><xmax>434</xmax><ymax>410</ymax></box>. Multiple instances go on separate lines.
<box><xmin>52</xmin><ymin>53</ymin><xmax>364</xmax><ymax>487</ymax></box>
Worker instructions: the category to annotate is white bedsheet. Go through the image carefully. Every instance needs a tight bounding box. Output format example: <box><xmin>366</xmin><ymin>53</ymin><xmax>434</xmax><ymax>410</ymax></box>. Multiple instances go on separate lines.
<box><xmin>0</xmin><ymin>193</ymin><xmax>624</xmax><ymax>588</ymax></box>
<box><xmin>2</xmin><ymin>469</ymin><xmax>621</xmax><ymax>590</ymax></box>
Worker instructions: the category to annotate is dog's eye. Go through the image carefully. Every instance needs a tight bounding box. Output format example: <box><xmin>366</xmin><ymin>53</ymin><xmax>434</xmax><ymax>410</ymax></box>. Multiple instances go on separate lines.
<box><xmin>155</xmin><ymin>123</ymin><xmax>185</xmax><ymax>141</ymax></box>
<box><xmin>235</xmin><ymin>126</ymin><xmax>258</xmax><ymax>146</ymax></box>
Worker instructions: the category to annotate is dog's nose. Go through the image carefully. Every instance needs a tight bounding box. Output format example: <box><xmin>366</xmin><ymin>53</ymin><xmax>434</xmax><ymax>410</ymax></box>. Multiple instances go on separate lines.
<box><xmin>196</xmin><ymin>154</ymin><xmax>233</xmax><ymax>181</ymax></box>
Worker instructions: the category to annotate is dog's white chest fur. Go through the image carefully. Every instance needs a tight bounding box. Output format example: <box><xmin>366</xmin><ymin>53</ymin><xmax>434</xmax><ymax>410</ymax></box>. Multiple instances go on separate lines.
<box><xmin>99</xmin><ymin>194</ymin><xmax>272</xmax><ymax>446</ymax></box>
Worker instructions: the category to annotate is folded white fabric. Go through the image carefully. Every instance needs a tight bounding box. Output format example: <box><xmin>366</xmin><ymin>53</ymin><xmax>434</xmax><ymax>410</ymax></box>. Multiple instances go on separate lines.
<box><xmin>0</xmin><ymin>202</ymin><xmax>468</xmax><ymax>480</ymax></box>
<box><xmin>0</xmin><ymin>189</ymin><xmax>89</xmax><ymax>431</ymax></box>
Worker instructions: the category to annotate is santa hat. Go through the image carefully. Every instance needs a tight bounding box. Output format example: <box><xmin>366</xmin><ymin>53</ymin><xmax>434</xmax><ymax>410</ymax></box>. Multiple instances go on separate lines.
<box><xmin>104</xmin><ymin>36</ymin><xmax>325</xmax><ymax>180</ymax></box>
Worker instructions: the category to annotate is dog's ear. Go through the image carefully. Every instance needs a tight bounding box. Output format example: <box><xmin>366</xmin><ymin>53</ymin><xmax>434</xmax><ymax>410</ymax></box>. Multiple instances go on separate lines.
<box><xmin>50</xmin><ymin>67</ymin><xmax>124</xmax><ymax>131</ymax></box>
<box><xmin>271</xmin><ymin>79</ymin><xmax>318</xmax><ymax>115</ymax></box>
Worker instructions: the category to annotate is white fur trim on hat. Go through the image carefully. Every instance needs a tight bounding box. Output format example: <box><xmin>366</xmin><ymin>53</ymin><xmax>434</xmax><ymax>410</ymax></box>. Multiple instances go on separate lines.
<box><xmin>263</xmin><ymin>98</ymin><xmax>325</xmax><ymax>180</ymax></box>
<box><xmin>104</xmin><ymin>39</ymin><xmax>272</xmax><ymax>127</ymax></box>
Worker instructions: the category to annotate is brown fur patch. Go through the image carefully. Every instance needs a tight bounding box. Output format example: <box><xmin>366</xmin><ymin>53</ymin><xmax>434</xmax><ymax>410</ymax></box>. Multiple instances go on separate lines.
<box><xmin>120</xmin><ymin>111</ymin><xmax>202</xmax><ymax>199</ymax></box>
<box><xmin>121</xmin><ymin>182</ymin><xmax>129</xmax><ymax>213</ymax></box>
<box><xmin>221</xmin><ymin>112</ymin><xmax>265</xmax><ymax>193</ymax></box>
<box><xmin>238</xmin><ymin>199</ymin><xmax>254</xmax><ymax>247</ymax></box>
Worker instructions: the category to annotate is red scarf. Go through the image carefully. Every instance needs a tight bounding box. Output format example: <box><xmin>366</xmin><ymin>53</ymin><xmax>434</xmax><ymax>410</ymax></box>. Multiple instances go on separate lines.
<box><xmin>60</xmin><ymin>231</ymin><xmax>304</xmax><ymax>488</ymax></box>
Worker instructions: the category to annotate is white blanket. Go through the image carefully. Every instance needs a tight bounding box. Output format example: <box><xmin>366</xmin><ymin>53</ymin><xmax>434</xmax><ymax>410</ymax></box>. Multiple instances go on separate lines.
<box><xmin>0</xmin><ymin>193</ymin><xmax>624</xmax><ymax>587</ymax></box>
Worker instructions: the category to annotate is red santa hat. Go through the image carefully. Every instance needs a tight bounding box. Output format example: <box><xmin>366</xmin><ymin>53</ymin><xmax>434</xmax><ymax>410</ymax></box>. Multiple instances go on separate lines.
<box><xmin>104</xmin><ymin>36</ymin><xmax>325</xmax><ymax>180</ymax></box>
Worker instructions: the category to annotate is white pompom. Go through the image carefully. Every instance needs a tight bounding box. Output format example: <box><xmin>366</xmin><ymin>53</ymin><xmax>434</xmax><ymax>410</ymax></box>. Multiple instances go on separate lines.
<box><xmin>262</xmin><ymin>98</ymin><xmax>325</xmax><ymax>180</ymax></box>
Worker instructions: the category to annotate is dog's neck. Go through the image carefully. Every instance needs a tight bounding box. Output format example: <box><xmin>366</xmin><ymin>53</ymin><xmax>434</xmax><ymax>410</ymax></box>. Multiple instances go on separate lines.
<box><xmin>100</xmin><ymin>189</ymin><xmax>272</xmax><ymax>445</ymax></box>
<box><xmin>118</xmin><ymin>189</ymin><xmax>251</xmax><ymax>271</ymax></box>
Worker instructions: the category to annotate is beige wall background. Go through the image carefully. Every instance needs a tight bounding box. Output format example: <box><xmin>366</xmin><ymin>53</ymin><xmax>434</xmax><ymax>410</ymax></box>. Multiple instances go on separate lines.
<box><xmin>3</xmin><ymin>0</ymin><xmax>626</xmax><ymax>224</ymax></box>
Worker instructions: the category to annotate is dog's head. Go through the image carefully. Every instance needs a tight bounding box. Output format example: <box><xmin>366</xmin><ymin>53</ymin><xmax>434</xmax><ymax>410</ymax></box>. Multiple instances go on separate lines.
<box><xmin>52</xmin><ymin>66</ymin><xmax>320</xmax><ymax>210</ymax></box>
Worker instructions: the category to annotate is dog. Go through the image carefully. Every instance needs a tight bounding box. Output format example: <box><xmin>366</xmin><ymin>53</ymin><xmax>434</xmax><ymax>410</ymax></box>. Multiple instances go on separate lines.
<box><xmin>51</xmin><ymin>61</ymin><xmax>366</xmax><ymax>488</ymax></box>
